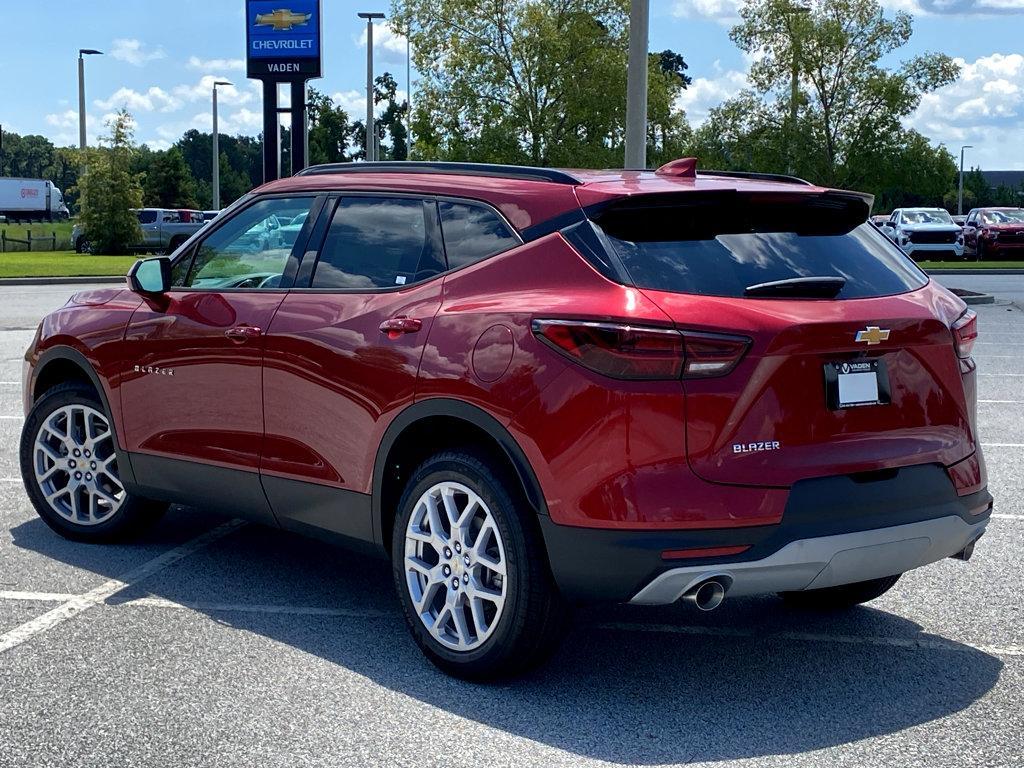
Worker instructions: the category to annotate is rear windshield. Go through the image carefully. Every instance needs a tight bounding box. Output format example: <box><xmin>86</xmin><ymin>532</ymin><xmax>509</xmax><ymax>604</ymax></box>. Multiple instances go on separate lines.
<box><xmin>594</xmin><ymin>195</ymin><xmax>928</xmax><ymax>300</ymax></box>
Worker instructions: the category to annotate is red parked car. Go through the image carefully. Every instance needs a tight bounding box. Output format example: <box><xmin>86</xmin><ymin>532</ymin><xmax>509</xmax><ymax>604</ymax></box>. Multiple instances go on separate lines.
<box><xmin>19</xmin><ymin>160</ymin><xmax>991</xmax><ymax>679</ymax></box>
<box><xmin>963</xmin><ymin>207</ymin><xmax>1024</xmax><ymax>260</ymax></box>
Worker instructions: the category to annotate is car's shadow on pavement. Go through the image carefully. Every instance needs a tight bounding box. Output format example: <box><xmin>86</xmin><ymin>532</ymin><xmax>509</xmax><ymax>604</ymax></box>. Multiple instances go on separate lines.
<box><xmin>11</xmin><ymin>508</ymin><xmax>1004</xmax><ymax>765</ymax></box>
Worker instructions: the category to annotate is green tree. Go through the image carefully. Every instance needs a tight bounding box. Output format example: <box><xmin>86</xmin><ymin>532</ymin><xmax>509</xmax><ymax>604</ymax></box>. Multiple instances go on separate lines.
<box><xmin>77</xmin><ymin>110</ymin><xmax>143</xmax><ymax>254</ymax></box>
<box><xmin>307</xmin><ymin>87</ymin><xmax>354</xmax><ymax>164</ymax></box>
<box><xmin>726</xmin><ymin>0</ymin><xmax>959</xmax><ymax>187</ymax></box>
<box><xmin>393</xmin><ymin>0</ymin><xmax>690</xmax><ymax>167</ymax></box>
<box><xmin>142</xmin><ymin>147</ymin><xmax>199</xmax><ymax>209</ymax></box>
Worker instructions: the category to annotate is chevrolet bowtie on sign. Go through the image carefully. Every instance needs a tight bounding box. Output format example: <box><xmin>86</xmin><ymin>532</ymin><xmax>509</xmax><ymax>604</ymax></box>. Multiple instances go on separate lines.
<box><xmin>255</xmin><ymin>9</ymin><xmax>312</xmax><ymax>30</ymax></box>
<box><xmin>855</xmin><ymin>326</ymin><xmax>891</xmax><ymax>345</ymax></box>
<box><xmin>247</xmin><ymin>0</ymin><xmax>322</xmax><ymax>79</ymax></box>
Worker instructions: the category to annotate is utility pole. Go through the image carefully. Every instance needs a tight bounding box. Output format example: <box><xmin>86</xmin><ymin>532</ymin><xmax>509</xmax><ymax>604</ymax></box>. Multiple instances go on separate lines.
<box><xmin>958</xmin><ymin>145</ymin><xmax>973</xmax><ymax>216</ymax></box>
<box><xmin>624</xmin><ymin>0</ymin><xmax>649</xmax><ymax>170</ymax></box>
<box><xmin>406</xmin><ymin>21</ymin><xmax>412</xmax><ymax>157</ymax></box>
<box><xmin>358</xmin><ymin>12</ymin><xmax>385</xmax><ymax>162</ymax></box>
<box><xmin>77</xmin><ymin>49</ymin><xmax>103</xmax><ymax>150</ymax></box>
<box><xmin>212</xmin><ymin>80</ymin><xmax>232</xmax><ymax>210</ymax></box>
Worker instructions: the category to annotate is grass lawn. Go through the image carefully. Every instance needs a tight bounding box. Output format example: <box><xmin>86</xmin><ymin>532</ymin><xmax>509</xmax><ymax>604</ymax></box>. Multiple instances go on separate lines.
<box><xmin>0</xmin><ymin>219</ymin><xmax>76</xmax><ymax>251</ymax></box>
<box><xmin>0</xmin><ymin>251</ymin><xmax>138</xmax><ymax>278</ymax></box>
<box><xmin>920</xmin><ymin>260</ymin><xmax>1024</xmax><ymax>269</ymax></box>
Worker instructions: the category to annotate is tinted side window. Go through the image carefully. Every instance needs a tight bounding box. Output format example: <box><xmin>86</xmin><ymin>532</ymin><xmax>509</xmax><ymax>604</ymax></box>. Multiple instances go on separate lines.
<box><xmin>439</xmin><ymin>201</ymin><xmax>519</xmax><ymax>269</ymax></box>
<box><xmin>312</xmin><ymin>197</ymin><xmax>443</xmax><ymax>289</ymax></box>
<box><xmin>137</xmin><ymin>210</ymin><xmax>157</xmax><ymax>224</ymax></box>
<box><xmin>178</xmin><ymin>196</ymin><xmax>313</xmax><ymax>289</ymax></box>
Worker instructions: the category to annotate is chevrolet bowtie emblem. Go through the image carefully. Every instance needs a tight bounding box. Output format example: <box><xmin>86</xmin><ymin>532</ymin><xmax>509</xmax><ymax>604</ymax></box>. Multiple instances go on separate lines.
<box><xmin>855</xmin><ymin>326</ymin><xmax>891</xmax><ymax>345</ymax></box>
<box><xmin>255</xmin><ymin>9</ymin><xmax>312</xmax><ymax>30</ymax></box>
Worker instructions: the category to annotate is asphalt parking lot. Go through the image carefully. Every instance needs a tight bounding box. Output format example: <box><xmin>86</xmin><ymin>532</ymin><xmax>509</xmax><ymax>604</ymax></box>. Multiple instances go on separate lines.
<box><xmin>0</xmin><ymin>281</ymin><xmax>1022</xmax><ymax>766</ymax></box>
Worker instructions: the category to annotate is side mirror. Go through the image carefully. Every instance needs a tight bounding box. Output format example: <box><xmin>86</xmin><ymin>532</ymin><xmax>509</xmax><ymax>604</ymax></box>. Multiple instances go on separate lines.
<box><xmin>128</xmin><ymin>257</ymin><xmax>172</xmax><ymax>295</ymax></box>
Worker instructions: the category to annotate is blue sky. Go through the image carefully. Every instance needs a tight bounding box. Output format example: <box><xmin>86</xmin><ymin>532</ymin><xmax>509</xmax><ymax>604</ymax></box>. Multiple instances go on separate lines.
<box><xmin>2</xmin><ymin>0</ymin><xmax>1023</xmax><ymax>169</ymax></box>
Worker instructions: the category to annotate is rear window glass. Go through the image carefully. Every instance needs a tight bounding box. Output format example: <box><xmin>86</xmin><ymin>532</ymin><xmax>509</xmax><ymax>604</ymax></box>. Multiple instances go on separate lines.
<box><xmin>439</xmin><ymin>202</ymin><xmax>519</xmax><ymax>269</ymax></box>
<box><xmin>596</xmin><ymin>197</ymin><xmax>927</xmax><ymax>300</ymax></box>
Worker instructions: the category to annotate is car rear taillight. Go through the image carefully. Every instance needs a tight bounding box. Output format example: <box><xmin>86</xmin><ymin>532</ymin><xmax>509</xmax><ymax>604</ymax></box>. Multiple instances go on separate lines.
<box><xmin>952</xmin><ymin>309</ymin><xmax>978</xmax><ymax>359</ymax></box>
<box><xmin>531</xmin><ymin>320</ymin><xmax>749</xmax><ymax>380</ymax></box>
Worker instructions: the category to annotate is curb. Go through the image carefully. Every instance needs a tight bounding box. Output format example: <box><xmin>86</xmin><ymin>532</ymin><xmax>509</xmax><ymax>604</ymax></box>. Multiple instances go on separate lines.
<box><xmin>948</xmin><ymin>288</ymin><xmax>996</xmax><ymax>306</ymax></box>
<box><xmin>0</xmin><ymin>276</ymin><xmax>124</xmax><ymax>286</ymax></box>
<box><xmin>927</xmin><ymin>269</ymin><xmax>1024</xmax><ymax>275</ymax></box>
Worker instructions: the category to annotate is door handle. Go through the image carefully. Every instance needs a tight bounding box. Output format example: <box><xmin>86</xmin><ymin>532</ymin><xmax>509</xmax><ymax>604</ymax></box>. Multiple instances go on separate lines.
<box><xmin>379</xmin><ymin>317</ymin><xmax>422</xmax><ymax>338</ymax></box>
<box><xmin>225</xmin><ymin>325</ymin><xmax>263</xmax><ymax>341</ymax></box>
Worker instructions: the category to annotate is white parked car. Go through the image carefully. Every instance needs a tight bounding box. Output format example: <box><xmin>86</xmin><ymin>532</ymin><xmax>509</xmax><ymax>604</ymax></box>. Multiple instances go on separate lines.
<box><xmin>880</xmin><ymin>208</ymin><xmax>963</xmax><ymax>260</ymax></box>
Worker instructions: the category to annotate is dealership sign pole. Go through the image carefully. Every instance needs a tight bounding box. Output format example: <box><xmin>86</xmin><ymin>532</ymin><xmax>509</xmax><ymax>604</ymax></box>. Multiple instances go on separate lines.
<box><xmin>246</xmin><ymin>0</ymin><xmax>323</xmax><ymax>182</ymax></box>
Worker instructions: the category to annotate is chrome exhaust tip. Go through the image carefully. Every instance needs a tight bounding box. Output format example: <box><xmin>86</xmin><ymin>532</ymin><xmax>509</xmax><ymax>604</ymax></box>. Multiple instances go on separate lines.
<box><xmin>683</xmin><ymin>579</ymin><xmax>727</xmax><ymax>611</ymax></box>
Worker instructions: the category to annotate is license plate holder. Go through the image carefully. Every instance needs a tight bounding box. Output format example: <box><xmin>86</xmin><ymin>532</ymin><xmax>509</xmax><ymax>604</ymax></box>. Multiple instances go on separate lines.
<box><xmin>824</xmin><ymin>359</ymin><xmax>891</xmax><ymax>409</ymax></box>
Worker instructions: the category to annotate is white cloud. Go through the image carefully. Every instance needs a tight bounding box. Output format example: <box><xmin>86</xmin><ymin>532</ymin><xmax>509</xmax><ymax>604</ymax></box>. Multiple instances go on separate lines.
<box><xmin>675</xmin><ymin>69</ymin><xmax>749</xmax><ymax>125</ymax></box>
<box><xmin>671</xmin><ymin>0</ymin><xmax>743</xmax><ymax>24</ymax></box>
<box><xmin>172</xmin><ymin>76</ymin><xmax>255</xmax><ymax>106</ymax></box>
<box><xmin>94</xmin><ymin>86</ymin><xmax>181</xmax><ymax>113</ymax></box>
<box><xmin>109</xmin><ymin>38</ymin><xmax>166</xmax><ymax>66</ymax></box>
<box><xmin>187</xmin><ymin>55</ymin><xmax>245</xmax><ymax>71</ymax></box>
<box><xmin>908</xmin><ymin>52</ymin><xmax>1024</xmax><ymax>169</ymax></box>
<box><xmin>333</xmin><ymin>89</ymin><xmax>367</xmax><ymax>117</ymax></box>
<box><xmin>356</xmin><ymin>21</ymin><xmax>410</xmax><ymax>64</ymax></box>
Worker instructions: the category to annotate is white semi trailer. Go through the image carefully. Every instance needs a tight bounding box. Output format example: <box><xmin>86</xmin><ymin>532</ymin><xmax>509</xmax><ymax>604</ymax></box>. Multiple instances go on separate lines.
<box><xmin>0</xmin><ymin>178</ymin><xmax>69</xmax><ymax>221</ymax></box>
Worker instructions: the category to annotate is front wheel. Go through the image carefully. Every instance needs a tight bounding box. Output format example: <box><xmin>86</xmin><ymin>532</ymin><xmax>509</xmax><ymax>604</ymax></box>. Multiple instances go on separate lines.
<box><xmin>779</xmin><ymin>574</ymin><xmax>901</xmax><ymax>609</ymax></box>
<box><xmin>20</xmin><ymin>383</ymin><xmax>167</xmax><ymax>542</ymax></box>
<box><xmin>392</xmin><ymin>450</ymin><xmax>566</xmax><ymax>680</ymax></box>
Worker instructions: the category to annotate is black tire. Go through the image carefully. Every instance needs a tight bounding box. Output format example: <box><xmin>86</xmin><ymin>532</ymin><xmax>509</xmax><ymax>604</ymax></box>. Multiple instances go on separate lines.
<box><xmin>165</xmin><ymin>236</ymin><xmax>186</xmax><ymax>255</ymax></box>
<box><xmin>20</xmin><ymin>382</ymin><xmax>167</xmax><ymax>543</ymax></box>
<box><xmin>779</xmin><ymin>574</ymin><xmax>901</xmax><ymax>609</ymax></box>
<box><xmin>75</xmin><ymin>236</ymin><xmax>92</xmax><ymax>254</ymax></box>
<box><xmin>391</xmin><ymin>450</ymin><xmax>566</xmax><ymax>680</ymax></box>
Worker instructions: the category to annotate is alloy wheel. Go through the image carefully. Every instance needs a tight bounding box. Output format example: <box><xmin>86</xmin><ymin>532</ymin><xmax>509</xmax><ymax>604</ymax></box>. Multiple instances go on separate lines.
<box><xmin>403</xmin><ymin>481</ymin><xmax>508</xmax><ymax>651</ymax></box>
<box><xmin>33</xmin><ymin>404</ymin><xmax>125</xmax><ymax>525</ymax></box>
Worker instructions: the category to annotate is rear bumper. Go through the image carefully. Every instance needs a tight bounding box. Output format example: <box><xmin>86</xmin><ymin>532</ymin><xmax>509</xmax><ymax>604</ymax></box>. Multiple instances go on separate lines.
<box><xmin>540</xmin><ymin>464</ymin><xmax>992</xmax><ymax>603</ymax></box>
<box><xmin>630</xmin><ymin>514</ymin><xmax>986</xmax><ymax>604</ymax></box>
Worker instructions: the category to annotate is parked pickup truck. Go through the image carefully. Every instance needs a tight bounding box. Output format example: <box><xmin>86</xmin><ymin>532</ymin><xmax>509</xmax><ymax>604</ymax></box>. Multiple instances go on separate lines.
<box><xmin>73</xmin><ymin>208</ymin><xmax>207</xmax><ymax>254</ymax></box>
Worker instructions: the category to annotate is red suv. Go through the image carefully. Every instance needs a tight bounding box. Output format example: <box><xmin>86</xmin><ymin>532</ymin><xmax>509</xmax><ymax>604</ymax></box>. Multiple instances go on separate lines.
<box><xmin>19</xmin><ymin>160</ymin><xmax>991</xmax><ymax>679</ymax></box>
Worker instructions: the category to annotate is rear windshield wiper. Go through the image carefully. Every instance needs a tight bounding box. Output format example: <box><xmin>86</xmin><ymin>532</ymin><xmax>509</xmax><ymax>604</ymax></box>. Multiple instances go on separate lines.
<box><xmin>744</xmin><ymin>276</ymin><xmax>846</xmax><ymax>298</ymax></box>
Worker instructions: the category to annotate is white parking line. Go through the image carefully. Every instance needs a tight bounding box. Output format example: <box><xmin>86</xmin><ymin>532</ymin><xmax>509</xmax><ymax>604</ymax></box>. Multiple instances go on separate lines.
<box><xmin>979</xmin><ymin>399</ymin><xmax>1024</xmax><ymax>404</ymax></box>
<box><xmin>594</xmin><ymin>622</ymin><xmax>1024</xmax><ymax>658</ymax></box>
<box><xmin>978</xmin><ymin>373</ymin><xmax>1024</xmax><ymax>377</ymax></box>
<box><xmin>993</xmin><ymin>513</ymin><xmax>1024</xmax><ymax>521</ymax></box>
<box><xmin>0</xmin><ymin>591</ymin><xmax>78</xmax><ymax>602</ymax></box>
<box><xmin>0</xmin><ymin>519</ymin><xmax>245</xmax><ymax>655</ymax></box>
<box><xmin>0</xmin><ymin>415</ymin><xmax>23</xmax><ymax>420</ymax></box>
<box><xmin>122</xmin><ymin>597</ymin><xmax>398</xmax><ymax>618</ymax></box>
<box><xmin>982</xmin><ymin>443</ymin><xmax>1024</xmax><ymax>448</ymax></box>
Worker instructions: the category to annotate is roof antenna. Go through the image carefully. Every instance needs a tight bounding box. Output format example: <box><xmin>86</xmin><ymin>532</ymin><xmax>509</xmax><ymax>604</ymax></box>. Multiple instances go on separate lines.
<box><xmin>655</xmin><ymin>157</ymin><xmax>698</xmax><ymax>178</ymax></box>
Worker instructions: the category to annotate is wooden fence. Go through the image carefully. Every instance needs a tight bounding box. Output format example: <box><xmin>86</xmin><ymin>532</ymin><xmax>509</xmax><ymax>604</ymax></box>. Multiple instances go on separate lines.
<box><xmin>0</xmin><ymin>230</ymin><xmax>59</xmax><ymax>252</ymax></box>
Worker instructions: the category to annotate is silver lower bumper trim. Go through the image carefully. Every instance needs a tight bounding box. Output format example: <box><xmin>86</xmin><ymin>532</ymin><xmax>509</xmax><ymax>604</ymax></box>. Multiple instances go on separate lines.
<box><xmin>629</xmin><ymin>515</ymin><xmax>988</xmax><ymax>605</ymax></box>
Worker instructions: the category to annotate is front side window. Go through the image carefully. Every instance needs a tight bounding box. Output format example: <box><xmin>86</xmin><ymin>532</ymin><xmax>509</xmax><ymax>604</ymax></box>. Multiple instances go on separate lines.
<box><xmin>439</xmin><ymin>201</ymin><xmax>520</xmax><ymax>269</ymax></box>
<box><xmin>312</xmin><ymin>197</ymin><xmax>443</xmax><ymax>289</ymax></box>
<box><xmin>176</xmin><ymin>196</ymin><xmax>313</xmax><ymax>289</ymax></box>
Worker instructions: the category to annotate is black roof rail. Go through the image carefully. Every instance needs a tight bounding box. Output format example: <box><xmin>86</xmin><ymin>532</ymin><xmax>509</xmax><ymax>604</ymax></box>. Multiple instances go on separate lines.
<box><xmin>295</xmin><ymin>161</ymin><xmax>583</xmax><ymax>185</ymax></box>
<box><xmin>699</xmin><ymin>169</ymin><xmax>814</xmax><ymax>186</ymax></box>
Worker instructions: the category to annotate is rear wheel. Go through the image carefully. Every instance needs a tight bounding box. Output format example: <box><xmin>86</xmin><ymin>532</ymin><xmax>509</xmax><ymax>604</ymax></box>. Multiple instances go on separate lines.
<box><xmin>75</xmin><ymin>236</ymin><xmax>92</xmax><ymax>254</ymax></box>
<box><xmin>779</xmin><ymin>574</ymin><xmax>901</xmax><ymax>609</ymax></box>
<box><xmin>165</xmin><ymin>236</ymin><xmax>186</xmax><ymax>255</ymax></box>
<box><xmin>392</xmin><ymin>450</ymin><xmax>566</xmax><ymax>680</ymax></box>
<box><xmin>20</xmin><ymin>383</ymin><xmax>167</xmax><ymax>542</ymax></box>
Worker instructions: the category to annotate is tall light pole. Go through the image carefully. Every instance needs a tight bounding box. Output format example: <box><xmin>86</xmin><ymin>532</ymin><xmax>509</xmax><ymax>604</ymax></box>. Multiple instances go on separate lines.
<box><xmin>406</xmin><ymin>21</ymin><xmax>412</xmax><ymax>158</ymax></box>
<box><xmin>624</xmin><ymin>0</ymin><xmax>649</xmax><ymax>170</ymax></box>
<box><xmin>958</xmin><ymin>144</ymin><xmax>973</xmax><ymax>216</ymax></box>
<box><xmin>783</xmin><ymin>3</ymin><xmax>810</xmax><ymax>174</ymax></box>
<box><xmin>78</xmin><ymin>49</ymin><xmax>102</xmax><ymax>150</ymax></box>
<box><xmin>359</xmin><ymin>12</ymin><xmax>385</xmax><ymax>162</ymax></box>
<box><xmin>211</xmin><ymin>80</ymin><xmax>232</xmax><ymax>210</ymax></box>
